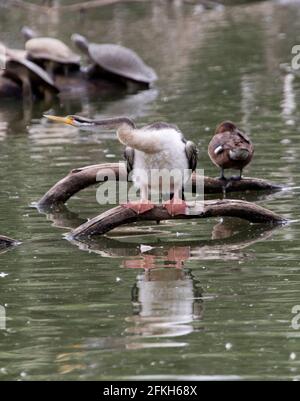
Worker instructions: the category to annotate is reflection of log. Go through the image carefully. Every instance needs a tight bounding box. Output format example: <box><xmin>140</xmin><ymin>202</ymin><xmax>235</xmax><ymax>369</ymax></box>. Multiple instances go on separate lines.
<box><xmin>0</xmin><ymin>235</ymin><xmax>19</xmax><ymax>249</ymax></box>
<box><xmin>69</xmin><ymin>219</ymin><xmax>278</xmax><ymax>260</ymax></box>
<box><xmin>69</xmin><ymin>200</ymin><xmax>286</xmax><ymax>239</ymax></box>
<box><xmin>37</xmin><ymin>163</ymin><xmax>283</xmax><ymax>209</ymax></box>
<box><xmin>42</xmin><ymin>206</ymin><xmax>281</xmax><ymax>259</ymax></box>
<box><xmin>41</xmin><ymin>204</ymin><xmax>85</xmax><ymax>230</ymax></box>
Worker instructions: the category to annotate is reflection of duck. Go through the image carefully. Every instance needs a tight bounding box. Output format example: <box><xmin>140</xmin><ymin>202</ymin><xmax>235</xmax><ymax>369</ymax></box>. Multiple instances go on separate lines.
<box><xmin>208</xmin><ymin>121</ymin><xmax>254</xmax><ymax>180</ymax></box>
<box><xmin>127</xmin><ymin>267</ymin><xmax>203</xmax><ymax>338</ymax></box>
<box><xmin>190</xmin><ymin>218</ymin><xmax>277</xmax><ymax>261</ymax></box>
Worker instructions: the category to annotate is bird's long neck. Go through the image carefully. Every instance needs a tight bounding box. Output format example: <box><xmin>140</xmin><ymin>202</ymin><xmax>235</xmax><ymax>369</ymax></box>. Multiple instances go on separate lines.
<box><xmin>92</xmin><ymin>117</ymin><xmax>161</xmax><ymax>153</ymax></box>
<box><xmin>91</xmin><ymin>117</ymin><xmax>140</xmax><ymax>147</ymax></box>
<box><xmin>91</xmin><ymin>117</ymin><xmax>135</xmax><ymax>142</ymax></box>
<box><xmin>93</xmin><ymin>117</ymin><xmax>135</xmax><ymax>129</ymax></box>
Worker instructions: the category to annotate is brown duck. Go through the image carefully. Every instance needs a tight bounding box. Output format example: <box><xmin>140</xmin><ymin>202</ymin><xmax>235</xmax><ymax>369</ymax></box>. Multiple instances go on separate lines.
<box><xmin>208</xmin><ymin>121</ymin><xmax>254</xmax><ymax>180</ymax></box>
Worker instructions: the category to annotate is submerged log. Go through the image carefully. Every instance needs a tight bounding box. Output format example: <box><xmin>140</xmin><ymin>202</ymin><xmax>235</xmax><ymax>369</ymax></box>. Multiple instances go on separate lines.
<box><xmin>37</xmin><ymin>162</ymin><xmax>283</xmax><ymax>209</ymax></box>
<box><xmin>69</xmin><ymin>200</ymin><xmax>287</xmax><ymax>239</ymax></box>
<box><xmin>0</xmin><ymin>235</ymin><xmax>19</xmax><ymax>249</ymax></box>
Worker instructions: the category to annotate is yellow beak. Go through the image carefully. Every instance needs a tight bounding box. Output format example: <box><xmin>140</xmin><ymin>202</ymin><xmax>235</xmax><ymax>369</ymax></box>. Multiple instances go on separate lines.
<box><xmin>44</xmin><ymin>115</ymin><xmax>75</xmax><ymax>126</ymax></box>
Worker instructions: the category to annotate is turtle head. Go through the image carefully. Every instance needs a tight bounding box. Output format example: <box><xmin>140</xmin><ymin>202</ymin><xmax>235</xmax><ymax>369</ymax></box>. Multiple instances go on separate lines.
<box><xmin>21</xmin><ymin>26</ymin><xmax>38</xmax><ymax>41</ymax></box>
<box><xmin>71</xmin><ymin>34</ymin><xmax>89</xmax><ymax>55</ymax></box>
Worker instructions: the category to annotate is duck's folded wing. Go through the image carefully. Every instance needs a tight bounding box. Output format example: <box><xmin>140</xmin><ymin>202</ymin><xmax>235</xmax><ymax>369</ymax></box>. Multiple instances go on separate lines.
<box><xmin>237</xmin><ymin>130</ymin><xmax>251</xmax><ymax>144</ymax></box>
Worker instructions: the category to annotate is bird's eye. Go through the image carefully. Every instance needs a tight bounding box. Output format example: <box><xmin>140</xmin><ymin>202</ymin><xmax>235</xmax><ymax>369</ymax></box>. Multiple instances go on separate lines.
<box><xmin>75</xmin><ymin>117</ymin><xmax>90</xmax><ymax>124</ymax></box>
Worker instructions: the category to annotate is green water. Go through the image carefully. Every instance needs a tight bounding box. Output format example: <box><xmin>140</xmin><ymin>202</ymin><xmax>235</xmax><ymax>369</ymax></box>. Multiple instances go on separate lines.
<box><xmin>1</xmin><ymin>0</ymin><xmax>300</xmax><ymax>380</ymax></box>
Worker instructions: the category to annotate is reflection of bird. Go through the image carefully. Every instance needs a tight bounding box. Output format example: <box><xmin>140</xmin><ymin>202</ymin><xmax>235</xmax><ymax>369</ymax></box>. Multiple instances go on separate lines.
<box><xmin>208</xmin><ymin>121</ymin><xmax>254</xmax><ymax>180</ymax></box>
<box><xmin>124</xmin><ymin>246</ymin><xmax>191</xmax><ymax>269</ymax></box>
<box><xmin>44</xmin><ymin>115</ymin><xmax>198</xmax><ymax>216</ymax></box>
<box><xmin>129</xmin><ymin>267</ymin><xmax>203</xmax><ymax>338</ymax></box>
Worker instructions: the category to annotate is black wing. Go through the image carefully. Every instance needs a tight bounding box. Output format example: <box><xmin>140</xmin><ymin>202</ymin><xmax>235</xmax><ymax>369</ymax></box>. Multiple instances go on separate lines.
<box><xmin>185</xmin><ymin>141</ymin><xmax>198</xmax><ymax>171</ymax></box>
<box><xmin>124</xmin><ymin>146</ymin><xmax>135</xmax><ymax>174</ymax></box>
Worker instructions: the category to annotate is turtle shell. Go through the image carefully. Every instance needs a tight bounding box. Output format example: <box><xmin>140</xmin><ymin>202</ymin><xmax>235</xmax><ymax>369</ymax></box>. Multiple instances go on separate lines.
<box><xmin>4</xmin><ymin>54</ymin><xmax>59</xmax><ymax>93</ymax></box>
<box><xmin>25</xmin><ymin>37</ymin><xmax>80</xmax><ymax>65</ymax></box>
<box><xmin>88</xmin><ymin>43</ymin><xmax>157</xmax><ymax>84</ymax></box>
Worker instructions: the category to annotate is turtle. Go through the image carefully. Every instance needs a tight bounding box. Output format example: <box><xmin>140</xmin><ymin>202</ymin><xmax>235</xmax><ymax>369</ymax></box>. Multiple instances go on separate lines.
<box><xmin>21</xmin><ymin>26</ymin><xmax>81</xmax><ymax>76</ymax></box>
<box><xmin>71</xmin><ymin>33</ymin><xmax>157</xmax><ymax>87</ymax></box>
<box><xmin>0</xmin><ymin>43</ymin><xmax>22</xmax><ymax>97</ymax></box>
<box><xmin>2</xmin><ymin>46</ymin><xmax>59</xmax><ymax>100</ymax></box>
<box><xmin>0</xmin><ymin>72</ymin><xmax>21</xmax><ymax>98</ymax></box>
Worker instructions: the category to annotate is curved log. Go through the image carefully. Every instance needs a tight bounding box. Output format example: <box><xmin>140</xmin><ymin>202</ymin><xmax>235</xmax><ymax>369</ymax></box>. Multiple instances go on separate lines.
<box><xmin>0</xmin><ymin>235</ymin><xmax>20</xmax><ymax>249</ymax></box>
<box><xmin>68</xmin><ymin>199</ymin><xmax>287</xmax><ymax>239</ymax></box>
<box><xmin>37</xmin><ymin>163</ymin><xmax>127</xmax><ymax>210</ymax></box>
<box><xmin>37</xmin><ymin>162</ymin><xmax>283</xmax><ymax>209</ymax></box>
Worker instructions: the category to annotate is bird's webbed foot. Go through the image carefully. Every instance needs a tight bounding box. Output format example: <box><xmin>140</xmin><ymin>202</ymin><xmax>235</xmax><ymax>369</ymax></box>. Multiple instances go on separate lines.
<box><xmin>163</xmin><ymin>199</ymin><xmax>187</xmax><ymax>216</ymax></box>
<box><xmin>122</xmin><ymin>200</ymin><xmax>155</xmax><ymax>214</ymax></box>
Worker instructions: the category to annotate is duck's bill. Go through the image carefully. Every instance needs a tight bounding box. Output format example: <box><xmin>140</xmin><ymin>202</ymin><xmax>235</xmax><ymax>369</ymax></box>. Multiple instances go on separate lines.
<box><xmin>44</xmin><ymin>115</ymin><xmax>74</xmax><ymax>126</ymax></box>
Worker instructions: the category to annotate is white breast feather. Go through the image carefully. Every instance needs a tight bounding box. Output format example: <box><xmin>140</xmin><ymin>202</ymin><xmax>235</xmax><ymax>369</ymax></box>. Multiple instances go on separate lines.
<box><xmin>132</xmin><ymin>128</ymin><xmax>189</xmax><ymax>191</ymax></box>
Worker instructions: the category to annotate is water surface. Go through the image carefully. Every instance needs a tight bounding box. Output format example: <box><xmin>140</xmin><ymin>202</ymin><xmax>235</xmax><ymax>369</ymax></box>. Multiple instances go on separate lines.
<box><xmin>1</xmin><ymin>0</ymin><xmax>300</xmax><ymax>380</ymax></box>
